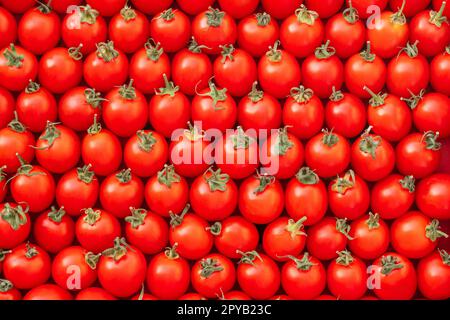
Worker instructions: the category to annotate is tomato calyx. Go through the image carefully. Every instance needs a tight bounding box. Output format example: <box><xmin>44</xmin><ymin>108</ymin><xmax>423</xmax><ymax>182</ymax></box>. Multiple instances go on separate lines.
<box><xmin>286</xmin><ymin>217</ymin><xmax>307</xmax><ymax>238</ymax></box>
<box><xmin>220</xmin><ymin>44</ymin><xmax>235</xmax><ymax>63</ymax></box>
<box><xmin>183</xmin><ymin>122</ymin><xmax>205</xmax><ymax>141</ymax></box>
<box><xmin>365</xmin><ymin>212</ymin><xmax>381</xmax><ymax>230</ymax></box>
<box><xmin>204</xmin><ymin>167</ymin><xmax>230</xmax><ymax>192</ymax></box>
<box><xmin>254</xmin><ymin>172</ymin><xmax>275</xmax><ymax>194</ymax></box>
<box><xmin>231</xmin><ymin>126</ymin><xmax>254</xmax><ymax>150</ymax></box>
<box><xmin>0</xmin><ymin>250</ymin><xmax>11</xmax><ymax>262</ymax></box>
<box><xmin>0</xmin><ymin>202</ymin><xmax>28</xmax><ymax>230</ymax></box>
<box><xmin>7</xmin><ymin>112</ymin><xmax>26</xmax><ymax>133</ymax></box>
<box><xmin>87</xmin><ymin>115</ymin><xmax>102</xmax><ymax>135</ymax></box>
<box><xmin>137</xmin><ymin>284</ymin><xmax>145</xmax><ymax>300</ymax></box>
<box><xmin>125</xmin><ymin>207</ymin><xmax>147</xmax><ymax>229</ymax></box>
<box><xmin>380</xmin><ymin>255</ymin><xmax>403</xmax><ymax>275</ymax></box>
<box><xmin>329</xmin><ymin>87</ymin><xmax>344</xmax><ymax>102</ymax></box>
<box><xmin>332</xmin><ymin>170</ymin><xmax>356</xmax><ymax>194</ymax></box>
<box><xmin>335</xmin><ymin>250</ymin><xmax>354</xmax><ymax>266</ymax></box>
<box><xmin>294</xmin><ymin>4</ymin><xmax>319</xmax><ymax>25</ymax></box>
<box><xmin>165</xmin><ymin>243</ymin><xmax>180</xmax><ymax>260</ymax></box>
<box><xmin>321</xmin><ymin>129</ymin><xmax>339</xmax><ymax>148</ymax></box>
<box><xmin>13</xmin><ymin>154</ymin><xmax>45</xmax><ymax>178</ymax></box>
<box><xmin>144</xmin><ymin>39</ymin><xmax>164</xmax><ymax>61</ymax></box>
<box><xmin>188</xmin><ymin>37</ymin><xmax>210</xmax><ymax>53</ymax></box>
<box><xmin>295</xmin><ymin>167</ymin><xmax>319</xmax><ymax>185</ymax></box>
<box><xmin>315</xmin><ymin>41</ymin><xmax>336</xmax><ymax>60</ymax></box>
<box><xmin>208</xmin><ymin>222</ymin><xmax>222</xmax><ymax>236</ymax></box>
<box><xmin>96</xmin><ymin>41</ymin><xmax>119</xmax><ymax>62</ymax></box>
<box><xmin>35</xmin><ymin>121</ymin><xmax>61</xmax><ymax>150</ymax></box>
<box><xmin>68</xmin><ymin>44</ymin><xmax>84</xmax><ymax>61</ymax></box>
<box><xmin>401</xmin><ymin>89</ymin><xmax>425</xmax><ymax>109</ymax></box>
<box><xmin>79</xmin><ymin>5</ymin><xmax>99</xmax><ymax>25</ymax></box>
<box><xmin>156</xmin><ymin>73</ymin><xmax>179</xmax><ymax>97</ymax></box>
<box><xmin>102</xmin><ymin>237</ymin><xmax>134</xmax><ymax>261</ymax></box>
<box><xmin>237</xmin><ymin>250</ymin><xmax>262</xmax><ymax>266</ymax></box>
<box><xmin>274</xmin><ymin>127</ymin><xmax>294</xmax><ymax>156</ymax></box>
<box><xmin>256</xmin><ymin>12</ymin><xmax>271</xmax><ymax>26</ymax></box>
<box><xmin>266</xmin><ymin>41</ymin><xmax>282</xmax><ymax>62</ymax></box>
<box><xmin>390</xmin><ymin>0</ymin><xmax>407</xmax><ymax>25</ymax></box>
<box><xmin>84</xmin><ymin>88</ymin><xmax>105</xmax><ymax>108</ymax></box>
<box><xmin>205</xmin><ymin>7</ymin><xmax>225</xmax><ymax>27</ymax></box>
<box><xmin>83</xmin><ymin>208</ymin><xmax>101</xmax><ymax>226</ymax></box>
<box><xmin>136</xmin><ymin>130</ymin><xmax>156</xmax><ymax>152</ymax></box>
<box><xmin>85</xmin><ymin>251</ymin><xmax>101</xmax><ymax>270</ymax></box>
<box><xmin>398</xmin><ymin>41</ymin><xmax>419</xmax><ymax>58</ymax></box>
<box><xmin>25</xmin><ymin>80</ymin><xmax>41</xmax><ymax>94</ymax></box>
<box><xmin>120</xmin><ymin>3</ymin><xmax>137</xmax><ymax>22</ymax></box>
<box><xmin>364</xmin><ymin>86</ymin><xmax>387</xmax><ymax>107</ymax></box>
<box><xmin>0</xmin><ymin>165</ymin><xmax>6</xmax><ymax>182</ymax></box>
<box><xmin>290</xmin><ymin>86</ymin><xmax>314</xmax><ymax>103</ymax></box>
<box><xmin>343</xmin><ymin>0</ymin><xmax>359</xmax><ymax>24</ymax></box>
<box><xmin>77</xmin><ymin>164</ymin><xmax>95</xmax><ymax>184</ymax></box>
<box><xmin>25</xmin><ymin>242</ymin><xmax>38</xmax><ymax>259</ymax></box>
<box><xmin>37</xmin><ymin>0</ymin><xmax>53</xmax><ymax>14</ymax></box>
<box><xmin>399</xmin><ymin>175</ymin><xmax>415</xmax><ymax>193</ymax></box>
<box><xmin>169</xmin><ymin>204</ymin><xmax>190</xmax><ymax>228</ymax></box>
<box><xmin>47</xmin><ymin>206</ymin><xmax>66</xmax><ymax>223</ymax></box>
<box><xmin>119</xmin><ymin>79</ymin><xmax>137</xmax><ymax>100</ymax></box>
<box><xmin>360</xmin><ymin>41</ymin><xmax>376</xmax><ymax>62</ymax></box>
<box><xmin>359</xmin><ymin>127</ymin><xmax>382</xmax><ymax>159</ymax></box>
<box><xmin>0</xmin><ymin>279</ymin><xmax>13</xmax><ymax>293</ymax></box>
<box><xmin>429</xmin><ymin>1</ymin><xmax>448</xmax><ymax>27</ymax></box>
<box><xmin>197</xmin><ymin>80</ymin><xmax>227</xmax><ymax>110</ymax></box>
<box><xmin>336</xmin><ymin>218</ymin><xmax>354</xmax><ymax>240</ymax></box>
<box><xmin>159</xmin><ymin>8</ymin><xmax>175</xmax><ymax>21</ymax></box>
<box><xmin>200</xmin><ymin>258</ymin><xmax>224</xmax><ymax>278</ymax></box>
<box><xmin>439</xmin><ymin>249</ymin><xmax>450</xmax><ymax>266</ymax></box>
<box><xmin>422</xmin><ymin>131</ymin><xmax>441</xmax><ymax>151</ymax></box>
<box><xmin>425</xmin><ymin>219</ymin><xmax>448</xmax><ymax>242</ymax></box>
<box><xmin>247</xmin><ymin>82</ymin><xmax>264</xmax><ymax>102</ymax></box>
<box><xmin>283</xmin><ymin>253</ymin><xmax>316</xmax><ymax>271</ymax></box>
<box><xmin>115</xmin><ymin>168</ymin><xmax>132</xmax><ymax>184</ymax></box>
<box><xmin>3</xmin><ymin>44</ymin><xmax>24</xmax><ymax>68</ymax></box>
<box><xmin>157</xmin><ymin>164</ymin><xmax>181</xmax><ymax>188</ymax></box>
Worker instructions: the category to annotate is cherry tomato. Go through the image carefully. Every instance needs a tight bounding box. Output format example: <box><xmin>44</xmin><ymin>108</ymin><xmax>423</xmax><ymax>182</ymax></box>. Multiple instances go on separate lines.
<box><xmin>306</xmin><ymin>0</ymin><xmax>344</xmax><ymax>18</ymax></box>
<box><xmin>132</xmin><ymin>0</ymin><xmax>173</xmax><ymax>15</ymax></box>
<box><xmin>0</xmin><ymin>7</ymin><xmax>17</xmax><ymax>49</ymax></box>
<box><xmin>24</xmin><ymin>284</ymin><xmax>72</xmax><ymax>300</ymax></box>
<box><xmin>238</xmin><ymin>12</ymin><xmax>279</xmax><ymax>57</ymax></box>
<box><xmin>179</xmin><ymin>292</ymin><xmax>207</xmax><ymax>300</ymax></box>
<box><xmin>0</xmin><ymin>279</ymin><xmax>21</xmax><ymax>300</ymax></box>
<box><xmin>76</xmin><ymin>287</ymin><xmax>117</xmax><ymax>300</ymax></box>
<box><xmin>410</xmin><ymin>92</ymin><xmax>450</xmax><ymax>138</ymax></box>
<box><xmin>150</xmin><ymin>8</ymin><xmax>190</xmax><ymax>53</ymax></box>
<box><xmin>0</xmin><ymin>203</ymin><xmax>31</xmax><ymax>249</ymax></box>
<box><xmin>416</xmin><ymin>174</ymin><xmax>450</xmax><ymax>220</ymax></box>
<box><xmin>0</xmin><ymin>88</ymin><xmax>14</xmax><ymax>128</ymax></box>
<box><xmin>390</xmin><ymin>0</ymin><xmax>431</xmax><ymax>17</ymax></box>
<box><xmin>51</xmin><ymin>0</ymin><xmax>83</xmax><ymax>14</ymax></box>
<box><xmin>86</xmin><ymin>0</ymin><xmax>126</xmax><ymax>16</ymax></box>
<box><xmin>0</xmin><ymin>44</ymin><xmax>38</xmax><ymax>92</ymax></box>
<box><xmin>430</xmin><ymin>46</ymin><xmax>450</xmax><ymax>96</ymax></box>
<box><xmin>218</xmin><ymin>0</ymin><xmax>259</xmax><ymax>19</ymax></box>
<box><xmin>417</xmin><ymin>249</ymin><xmax>450</xmax><ymax>300</ymax></box>
<box><xmin>348</xmin><ymin>0</ymin><xmax>388</xmax><ymax>19</ymax></box>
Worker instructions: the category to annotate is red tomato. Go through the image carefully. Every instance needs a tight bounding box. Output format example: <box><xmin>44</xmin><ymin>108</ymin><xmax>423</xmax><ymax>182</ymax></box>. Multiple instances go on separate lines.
<box><xmin>146</xmin><ymin>244</ymin><xmax>190</xmax><ymax>299</ymax></box>
<box><xmin>417</xmin><ymin>249</ymin><xmax>450</xmax><ymax>300</ymax></box>
<box><xmin>218</xmin><ymin>0</ymin><xmax>259</xmax><ymax>19</ymax></box>
<box><xmin>0</xmin><ymin>166</ymin><xmax>6</xmax><ymax>202</ymax></box>
<box><xmin>34</xmin><ymin>207</ymin><xmax>75</xmax><ymax>254</ymax></box>
<box><xmin>348</xmin><ymin>0</ymin><xmax>388</xmax><ymax>18</ymax></box>
<box><xmin>214</xmin><ymin>216</ymin><xmax>259</xmax><ymax>259</ymax></box>
<box><xmin>305</xmin><ymin>0</ymin><xmax>344</xmax><ymax>18</ymax></box>
<box><xmin>263</xmin><ymin>216</ymin><xmax>307</xmax><ymax>261</ymax></box>
<box><xmin>285</xmin><ymin>167</ymin><xmax>328</xmax><ymax>225</ymax></box>
<box><xmin>261</xmin><ymin>0</ymin><xmax>302</xmax><ymax>20</ymax></box>
<box><xmin>179</xmin><ymin>292</ymin><xmax>207</xmax><ymax>300</ymax></box>
<box><xmin>0</xmin><ymin>280</ymin><xmax>21</xmax><ymax>300</ymax></box>
<box><xmin>349</xmin><ymin>213</ymin><xmax>390</xmax><ymax>260</ymax></box>
<box><xmin>236</xmin><ymin>251</ymin><xmax>280</xmax><ymax>299</ymax></box>
<box><xmin>0</xmin><ymin>0</ymin><xmax>34</xmax><ymax>13</ymax></box>
<box><xmin>52</xmin><ymin>246</ymin><xmax>98</xmax><ymax>291</ymax></box>
<box><xmin>145</xmin><ymin>165</ymin><xmax>189</xmax><ymax>217</ymax></box>
<box><xmin>109</xmin><ymin>5</ymin><xmax>149</xmax><ymax>53</ymax></box>
<box><xmin>220</xmin><ymin>291</ymin><xmax>251</xmax><ymax>300</ymax></box>
<box><xmin>98</xmin><ymin>238</ymin><xmax>146</xmax><ymax>298</ymax></box>
<box><xmin>24</xmin><ymin>284</ymin><xmax>72</xmax><ymax>300</ymax></box>
<box><xmin>61</xmin><ymin>5</ymin><xmax>107</xmax><ymax>55</ymax></box>
<box><xmin>0</xmin><ymin>88</ymin><xmax>14</xmax><ymax>128</ymax></box>
<box><xmin>390</xmin><ymin>0</ymin><xmax>431</xmax><ymax>17</ymax></box>
<box><xmin>433</xmin><ymin>0</ymin><xmax>450</xmax><ymax>17</ymax></box>
<box><xmin>371</xmin><ymin>174</ymin><xmax>415</xmax><ymax>220</ymax></box>
<box><xmin>307</xmin><ymin>217</ymin><xmax>351</xmax><ymax>260</ymax></box>
<box><xmin>75</xmin><ymin>208</ymin><xmax>121</xmax><ymax>253</ymax></box>
<box><xmin>281</xmin><ymin>253</ymin><xmax>326</xmax><ymax>300</ymax></box>
<box><xmin>237</xmin><ymin>13</ymin><xmax>280</xmax><ymax>57</ymax></box>
<box><xmin>191</xmin><ymin>7</ymin><xmax>237</xmax><ymax>55</ymax></box>
<box><xmin>132</xmin><ymin>0</ymin><xmax>173</xmax><ymax>15</ymax></box>
<box><xmin>149</xmin><ymin>76</ymin><xmax>190</xmax><ymax>138</ymax></box>
<box><xmin>430</xmin><ymin>47</ymin><xmax>450</xmax><ymax>96</ymax></box>
<box><xmin>35</xmin><ymin>123</ymin><xmax>81</xmax><ymax>174</ymax></box>
<box><xmin>258</xmin><ymin>41</ymin><xmax>301</xmax><ymax>99</ymax></box>
<box><xmin>3</xmin><ymin>243</ymin><xmax>51</xmax><ymax>289</ymax></box>
<box><xmin>0</xmin><ymin>44</ymin><xmax>38</xmax><ymax>92</ymax></box>
<box><xmin>150</xmin><ymin>9</ymin><xmax>190</xmax><ymax>53</ymax></box>
<box><xmin>76</xmin><ymin>287</ymin><xmax>117</xmax><ymax>300</ymax></box>
<box><xmin>282</xmin><ymin>86</ymin><xmax>324</xmax><ymax>140</ymax></box>
<box><xmin>0</xmin><ymin>203</ymin><xmax>31</xmax><ymax>249</ymax></box>
<box><xmin>416</xmin><ymin>174</ymin><xmax>450</xmax><ymax>220</ymax></box>
<box><xmin>305</xmin><ymin>129</ymin><xmax>351</xmax><ymax>178</ymax></box>
<box><xmin>51</xmin><ymin>0</ymin><xmax>83</xmax><ymax>14</ymax></box>
<box><xmin>0</xmin><ymin>7</ymin><xmax>17</xmax><ymax>49</ymax></box>
<box><xmin>372</xmin><ymin>253</ymin><xmax>417</xmax><ymax>300</ymax></box>
<box><xmin>396</xmin><ymin>132</ymin><xmax>442</xmax><ymax>179</ymax></box>
<box><xmin>191</xmin><ymin>253</ymin><xmax>236</xmax><ymax>298</ymax></box>
<box><xmin>86</xmin><ymin>0</ymin><xmax>125</xmax><ymax>16</ymax></box>
<box><xmin>327</xmin><ymin>250</ymin><xmax>367</xmax><ymax>300</ymax></box>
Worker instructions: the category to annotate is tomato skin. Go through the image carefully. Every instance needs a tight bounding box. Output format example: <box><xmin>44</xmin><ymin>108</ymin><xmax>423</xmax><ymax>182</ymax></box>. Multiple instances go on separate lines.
<box><xmin>237</xmin><ymin>252</ymin><xmax>280</xmax><ymax>299</ymax></box>
<box><xmin>417</xmin><ymin>250</ymin><xmax>450</xmax><ymax>300</ymax></box>
<box><xmin>86</xmin><ymin>0</ymin><xmax>126</xmax><ymax>16</ymax></box>
<box><xmin>52</xmin><ymin>246</ymin><xmax>98</xmax><ymax>290</ymax></box>
<box><xmin>109</xmin><ymin>7</ymin><xmax>149</xmax><ymax>53</ymax></box>
<box><xmin>24</xmin><ymin>284</ymin><xmax>72</xmax><ymax>300</ymax></box>
<box><xmin>51</xmin><ymin>0</ymin><xmax>83</xmax><ymax>13</ymax></box>
<box><xmin>0</xmin><ymin>0</ymin><xmax>34</xmax><ymax>13</ymax></box>
<box><xmin>33</xmin><ymin>208</ymin><xmax>75</xmax><ymax>254</ymax></box>
<box><xmin>237</xmin><ymin>13</ymin><xmax>279</xmax><ymax>58</ymax></box>
<box><xmin>146</xmin><ymin>249</ymin><xmax>190</xmax><ymax>300</ymax></box>
<box><xmin>218</xmin><ymin>0</ymin><xmax>259</xmax><ymax>19</ymax></box>
<box><xmin>0</xmin><ymin>7</ymin><xmax>17</xmax><ymax>49</ymax></box>
<box><xmin>150</xmin><ymin>9</ymin><xmax>190</xmax><ymax>53</ymax></box>
<box><xmin>261</xmin><ymin>0</ymin><xmax>302</xmax><ymax>19</ymax></box>
<box><xmin>214</xmin><ymin>216</ymin><xmax>259</xmax><ymax>259</ymax></box>
<box><xmin>75</xmin><ymin>209</ymin><xmax>122</xmax><ymax>253</ymax></box>
<box><xmin>132</xmin><ymin>0</ymin><xmax>173</xmax><ymax>15</ymax></box>
<box><xmin>306</xmin><ymin>217</ymin><xmax>349</xmax><ymax>260</ymax></box>
<box><xmin>390</xmin><ymin>0</ymin><xmax>431</xmax><ymax>17</ymax></box>
<box><xmin>371</xmin><ymin>174</ymin><xmax>415</xmax><ymax>220</ymax></box>
<box><xmin>3</xmin><ymin>243</ymin><xmax>51</xmax><ymax>290</ymax></box>
<box><xmin>191</xmin><ymin>253</ymin><xmax>236</xmax><ymax>298</ymax></box>
<box><xmin>396</xmin><ymin>132</ymin><xmax>441</xmax><ymax>179</ymax></box>
<box><xmin>76</xmin><ymin>287</ymin><xmax>117</xmax><ymax>300</ymax></box>
<box><xmin>0</xmin><ymin>88</ymin><xmax>14</xmax><ymax>128</ymax></box>
<box><xmin>0</xmin><ymin>203</ymin><xmax>31</xmax><ymax>249</ymax></box>
<box><xmin>305</xmin><ymin>0</ymin><xmax>344</xmax><ymax>18</ymax></box>
<box><xmin>372</xmin><ymin>253</ymin><xmax>417</xmax><ymax>300</ymax></box>
<box><xmin>192</xmin><ymin>8</ymin><xmax>237</xmax><ymax>55</ymax></box>
<box><xmin>431</xmin><ymin>50</ymin><xmax>450</xmax><ymax>96</ymax></box>
<box><xmin>0</xmin><ymin>126</ymin><xmax>35</xmax><ymax>174</ymax></box>
<box><xmin>348</xmin><ymin>0</ymin><xmax>388</xmax><ymax>18</ymax></box>
<box><xmin>412</xmin><ymin>93</ymin><xmax>450</xmax><ymax>138</ymax></box>
<box><xmin>0</xmin><ymin>45</ymin><xmax>38</xmax><ymax>92</ymax></box>
<box><xmin>416</xmin><ymin>174</ymin><xmax>450</xmax><ymax>220</ymax></box>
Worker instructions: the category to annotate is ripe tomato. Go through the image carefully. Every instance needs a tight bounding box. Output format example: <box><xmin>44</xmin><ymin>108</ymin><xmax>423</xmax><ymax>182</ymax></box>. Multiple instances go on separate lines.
<box><xmin>218</xmin><ymin>0</ymin><xmax>259</xmax><ymax>19</ymax></box>
<box><xmin>51</xmin><ymin>0</ymin><xmax>83</xmax><ymax>14</ymax></box>
<box><xmin>283</xmin><ymin>86</ymin><xmax>324</xmax><ymax>139</ymax></box>
<box><xmin>348</xmin><ymin>0</ymin><xmax>388</xmax><ymax>18</ymax></box>
<box><xmin>0</xmin><ymin>7</ymin><xmax>17</xmax><ymax>49</ymax></box>
<box><xmin>305</xmin><ymin>129</ymin><xmax>351</xmax><ymax>178</ymax></box>
<box><xmin>34</xmin><ymin>207</ymin><xmax>75</xmax><ymax>254</ymax></box>
<box><xmin>307</xmin><ymin>217</ymin><xmax>351</xmax><ymax>260</ymax></box>
<box><xmin>430</xmin><ymin>47</ymin><xmax>450</xmax><ymax>96</ymax></box>
<box><xmin>52</xmin><ymin>246</ymin><xmax>99</xmax><ymax>291</ymax></box>
<box><xmin>86</xmin><ymin>0</ymin><xmax>125</xmax><ymax>16</ymax></box>
<box><xmin>62</xmin><ymin>5</ymin><xmax>107</xmax><ymax>55</ymax></box>
<box><xmin>98</xmin><ymin>238</ymin><xmax>146</xmax><ymax>298</ymax></box>
<box><xmin>349</xmin><ymin>213</ymin><xmax>390</xmax><ymax>260</ymax></box>
<box><xmin>0</xmin><ymin>88</ymin><xmax>14</xmax><ymax>128</ymax></box>
<box><xmin>281</xmin><ymin>253</ymin><xmax>326</xmax><ymax>300</ymax></box>
<box><xmin>3</xmin><ymin>243</ymin><xmax>51</xmax><ymax>289</ymax></box>
<box><xmin>366</xmin><ymin>90</ymin><xmax>412</xmax><ymax>142</ymax></box>
<box><xmin>417</xmin><ymin>249</ymin><xmax>450</xmax><ymax>300</ymax></box>
<box><xmin>125</xmin><ymin>208</ymin><xmax>168</xmax><ymax>254</ymax></box>
<box><xmin>325</xmin><ymin>3</ymin><xmax>365</xmax><ymax>58</ymax></box>
<box><xmin>416</xmin><ymin>174</ymin><xmax>450</xmax><ymax>220</ymax></box>
<box><xmin>327</xmin><ymin>250</ymin><xmax>367</xmax><ymax>300</ymax></box>
<box><xmin>35</xmin><ymin>123</ymin><xmax>81</xmax><ymax>174</ymax></box>
<box><xmin>0</xmin><ymin>166</ymin><xmax>6</xmax><ymax>202</ymax></box>
<box><xmin>0</xmin><ymin>44</ymin><xmax>38</xmax><ymax>92</ymax></box>
<box><xmin>0</xmin><ymin>203</ymin><xmax>31</xmax><ymax>249</ymax></box>
<box><xmin>179</xmin><ymin>292</ymin><xmax>206</xmax><ymax>300</ymax></box>
<box><xmin>261</xmin><ymin>0</ymin><xmax>301</xmax><ymax>19</ymax></box>
<box><xmin>372</xmin><ymin>253</ymin><xmax>417</xmax><ymax>300</ymax></box>
<box><xmin>145</xmin><ymin>165</ymin><xmax>189</xmax><ymax>217</ymax></box>
<box><xmin>220</xmin><ymin>291</ymin><xmax>251</xmax><ymax>300</ymax></box>
<box><xmin>213</xmin><ymin>216</ymin><xmax>259</xmax><ymax>259</ymax></box>
<box><xmin>76</xmin><ymin>287</ymin><xmax>117</xmax><ymax>300</ymax></box>
<box><xmin>237</xmin><ymin>13</ymin><xmax>279</xmax><ymax>57</ymax></box>
<box><xmin>190</xmin><ymin>168</ymin><xmax>238</xmax><ymax>221</ymax></box>
<box><xmin>371</xmin><ymin>174</ymin><xmax>415</xmax><ymax>220</ymax></box>
<box><xmin>132</xmin><ymin>0</ymin><xmax>173</xmax><ymax>15</ymax></box>
<box><xmin>263</xmin><ymin>216</ymin><xmax>307</xmax><ymax>261</ymax></box>
<box><xmin>396</xmin><ymin>132</ymin><xmax>441</xmax><ymax>178</ymax></box>
<box><xmin>75</xmin><ymin>208</ymin><xmax>121</xmax><ymax>253</ymax></box>
<box><xmin>191</xmin><ymin>253</ymin><xmax>236</xmax><ymax>298</ymax></box>
<box><xmin>109</xmin><ymin>5</ymin><xmax>149</xmax><ymax>53</ymax></box>
<box><xmin>390</xmin><ymin>0</ymin><xmax>431</xmax><ymax>17</ymax></box>
<box><xmin>285</xmin><ymin>167</ymin><xmax>328</xmax><ymax>225</ymax></box>
<box><xmin>169</xmin><ymin>206</ymin><xmax>214</xmax><ymax>260</ymax></box>
<box><xmin>146</xmin><ymin>244</ymin><xmax>190</xmax><ymax>299</ymax></box>
<box><xmin>306</xmin><ymin>0</ymin><xmax>344</xmax><ymax>18</ymax></box>
<box><xmin>24</xmin><ymin>284</ymin><xmax>72</xmax><ymax>300</ymax></box>
<box><xmin>191</xmin><ymin>7</ymin><xmax>237</xmax><ymax>54</ymax></box>
<box><xmin>237</xmin><ymin>251</ymin><xmax>280</xmax><ymax>299</ymax></box>
<box><xmin>149</xmin><ymin>75</ymin><xmax>190</xmax><ymax>138</ymax></box>
<box><xmin>81</xmin><ymin>118</ymin><xmax>123</xmax><ymax>176</ymax></box>
<box><xmin>150</xmin><ymin>9</ymin><xmax>190</xmax><ymax>53</ymax></box>
<box><xmin>258</xmin><ymin>41</ymin><xmax>301</xmax><ymax>99</ymax></box>
<box><xmin>0</xmin><ymin>279</ymin><xmax>21</xmax><ymax>301</ymax></box>
<box><xmin>0</xmin><ymin>0</ymin><xmax>34</xmax><ymax>13</ymax></box>
<box><xmin>214</xmin><ymin>45</ymin><xmax>257</xmax><ymax>97</ymax></box>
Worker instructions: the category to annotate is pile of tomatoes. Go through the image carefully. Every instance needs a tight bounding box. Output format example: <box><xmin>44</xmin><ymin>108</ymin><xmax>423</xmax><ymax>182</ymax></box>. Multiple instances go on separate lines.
<box><xmin>0</xmin><ymin>0</ymin><xmax>450</xmax><ymax>301</ymax></box>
